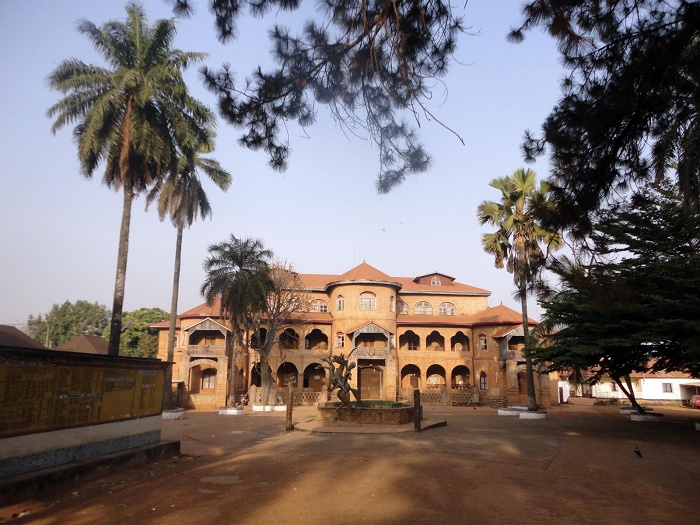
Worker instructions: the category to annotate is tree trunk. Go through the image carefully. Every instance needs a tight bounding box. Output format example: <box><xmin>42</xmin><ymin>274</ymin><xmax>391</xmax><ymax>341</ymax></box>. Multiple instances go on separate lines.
<box><xmin>228</xmin><ymin>324</ymin><xmax>239</xmax><ymax>407</ymax></box>
<box><xmin>616</xmin><ymin>375</ymin><xmax>645</xmax><ymax>413</ymax></box>
<box><xmin>260</xmin><ymin>349</ymin><xmax>274</xmax><ymax>406</ymax></box>
<box><xmin>162</xmin><ymin>222</ymin><xmax>184</xmax><ymax>410</ymax></box>
<box><xmin>521</xmin><ymin>289</ymin><xmax>538</xmax><ymax>411</ymax></box>
<box><xmin>108</xmin><ymin>187</ymin><xmax>133</xmax><ymax>356</ymax></box>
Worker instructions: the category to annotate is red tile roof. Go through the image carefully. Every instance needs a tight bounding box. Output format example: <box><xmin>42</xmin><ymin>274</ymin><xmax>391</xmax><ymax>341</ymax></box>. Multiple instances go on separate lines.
<box><xmin>298</xmin><ymin>262</ymin><xmax>490</xmax><ymax>296</ymax></box>
<box><xmin>180</xmin><ymin>300</ymin><xmax>223</xmax><ymax>319</ymax></box>
<box><xmin>465</xmin><ymin>304</ymin><xmax>536</xmax><ymax>326</ymax></box>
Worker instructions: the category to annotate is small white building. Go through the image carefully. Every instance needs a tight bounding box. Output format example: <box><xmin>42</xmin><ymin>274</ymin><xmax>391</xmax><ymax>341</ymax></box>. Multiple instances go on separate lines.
<box><xmin>592</xmin><ymin>371</ymin><xmax>700</xmax><ymax>405</ymax></box>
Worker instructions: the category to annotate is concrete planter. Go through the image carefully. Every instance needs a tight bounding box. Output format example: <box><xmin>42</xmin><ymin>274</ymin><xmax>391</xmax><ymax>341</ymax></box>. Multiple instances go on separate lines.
<box><xmin>162</xmin><ymin>408</ymin><xmax>185</xmax><ymax>420</ymax></box>
<box><xmin>519</xmin><ymin>411</ymin><xmax>547</xmax><ymax>420</ymax></box>
<box><xmin>498</xmin><ymin>407</ymin><xmax>525</xmax><ymax>416</ymax></box>
<box><xmin>630</xmin><ymin>412</ymin><xmax>663</xmax><ymax>422</ymax></box>
<box><xmin>218</xmin><ymin>407</ymin><xmax>244</xmax><ymax>416</ymax></box>
<box><xmin>316</xmin><ymin>403</ymin><xmax>418</xmax><ymax>425</ymax></box>
<box><xmin>252</xmin><ymin>404</ymin><xmax>287</xmax><ymax>412</ymax></box>
<box><xmin>620</xmin><ymin>407</ymin><xmax>653</xmax><ymax>415</ymax></box>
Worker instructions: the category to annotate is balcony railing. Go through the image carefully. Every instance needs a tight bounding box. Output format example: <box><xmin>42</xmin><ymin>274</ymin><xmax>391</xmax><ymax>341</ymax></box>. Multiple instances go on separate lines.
<box><xmin>187</xmin><ymin>345</ymin><xmax>226</xmax><ymax>356</ymax></box>
<box><xmin>502</xmin><ymin>348</ymin><xmax>524</xmax><ymax>361</ymax></box>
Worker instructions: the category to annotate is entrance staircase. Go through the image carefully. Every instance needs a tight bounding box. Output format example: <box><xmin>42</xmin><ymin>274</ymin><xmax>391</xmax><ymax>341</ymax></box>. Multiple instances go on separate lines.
<box><xmin>487</xmin><ymin>397</ymin><xmax>508</xmax><ymax>409</ymax></box>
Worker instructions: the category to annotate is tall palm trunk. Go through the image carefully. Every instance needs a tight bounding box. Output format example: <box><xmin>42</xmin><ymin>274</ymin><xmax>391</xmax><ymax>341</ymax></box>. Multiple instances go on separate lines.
<box><xmin>163</xmin><ymin>221</ymin><xmax>184</xmax><ymax>410</ymax></box>
<box><xmin>520</xmin><ymin>284</ymin><xmax>537</xmax><ymax>411</ymax></box>
<box><xmin>228</xmin><ymin>324</ymin><xmax>239</xmax><ymax>406</ymax></box>
<box><xmin>107</xmin><ymin>187</ymin><xmax>133</xmax><ymax>356</ymax></box>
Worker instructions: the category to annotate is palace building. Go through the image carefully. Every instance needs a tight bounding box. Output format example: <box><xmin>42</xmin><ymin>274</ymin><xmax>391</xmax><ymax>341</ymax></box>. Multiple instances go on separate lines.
<box><xmin>154</xmin><ymin>262</ymin><xmax>553</xmax><ymax>409</ymax></box>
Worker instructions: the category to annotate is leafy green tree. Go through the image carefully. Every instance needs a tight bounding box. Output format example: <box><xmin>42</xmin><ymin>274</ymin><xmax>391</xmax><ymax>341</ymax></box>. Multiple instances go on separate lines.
<box><xmin>48</xmin><ymin>2</ymin><xmax>214</xmax><ymax>355</ymax></box>
<box><xmin>201</xmin><ymin>235</ymin><xmax>273</xmax><ymax>405</ymax></box>
<box><xmin>27</xmin><ymin>300</ymin><xmax>110</xmax><ymax>348</ymax></box>
<box><xmin>103</xmin><ymin>307</ymin><xmax>168</xmax><ymax>358</ymax></box>
<box><xmin>537</xmin><ymin>183</ymin><xmax>700</xmax><ymax>411</ymax></box>
<box><xmin>168</xmin><ymin>0</ymin><xmax>466</xmax><ymax>192</ymax></box>
<box><xmin>477</xmin><ymin>168</ymin><xmax>563</xmax><ymax>410</ymax></box>
<box><xmin>155</xmin><ymin>138</ymin><xmax>232</xmax><ymax>408</ymax></box>
<box><xmin>511</xmin><ymin>0</ymin><xmax>700</xmax><ymax>234</ymax></box>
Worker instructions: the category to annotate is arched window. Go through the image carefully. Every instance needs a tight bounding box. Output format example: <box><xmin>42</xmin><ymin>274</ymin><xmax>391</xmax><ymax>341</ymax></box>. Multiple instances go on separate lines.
<box><xmin>202</xmin><ymin>369</ymin><xmax>216</xmax><ymax>390</ymax></box>
<box><xmin>360</xmin><ymin>291</ymin><xmax>376</xmax><ymax>311</ymax></box>
<box><xmin>431</xmin><ymin>276</ymin><xmax>441</xmax><ymax>286</ymax></box>
<box><xmin>479</xmin><ymin>372</ymin><xmax>487</xmax><ymax>390</ymax></box>
<box><xmin>397</xmin><ymin>301</ymin><xmax>409</xmax><ymax>314</ymax></box>
<box><xmin>438</xmin><ymin>302</ymin><xmax>456</xmax><ymax>315</ymax></box>
<box><xmin>337</xmin><ymin>295</ymin><xmax>344</xmax><ymax>311</ymax></box>
<box><xmin>479</xmin><ymin>334</ymin><xmax>488</xmax><ymax>350</ymax></box>
<box><xmin>311</xmin><ymin>299</ymin><xmax>328</xmax><ymax>313</ymax></box>
<box><xmin>336</xmin><ymin>332</ymin><xmax>345</xmax><ymax>348</ymax></box>
<box><xmin>414</xmin><ymin>301</ymin><xmax>433</xmax><ymax>315</ymax></box>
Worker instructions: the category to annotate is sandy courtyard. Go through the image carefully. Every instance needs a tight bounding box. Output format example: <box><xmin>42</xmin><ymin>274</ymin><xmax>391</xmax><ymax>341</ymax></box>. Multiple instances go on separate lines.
<box><xmin>2</xmin><ymin>403</ymin><xmax>698</xmax><ymax>524</ymax></box>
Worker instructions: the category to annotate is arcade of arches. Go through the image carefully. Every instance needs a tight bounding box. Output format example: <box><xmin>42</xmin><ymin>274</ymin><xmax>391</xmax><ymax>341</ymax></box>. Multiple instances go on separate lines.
<box><xmin>155</xmin><ymin>263</ymin><xmax>554</xmax><ymax>409</ymax></box>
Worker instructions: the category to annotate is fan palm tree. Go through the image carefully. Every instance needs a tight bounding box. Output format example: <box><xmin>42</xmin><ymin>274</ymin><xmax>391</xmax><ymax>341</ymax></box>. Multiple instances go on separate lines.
<box><xmin>201</xmin><ymin>236</ymin><xmax>273</xmax><ymax>406</ymax></box>
<box><xmin>47</xmin><ymin>2</ymin><xmax>213</xmax><ymax>355</ymax></box>
<box><xmin>155</xmin><ymin>140</ymin><xmax>232</xmax><ymax>408</ymax></box>
<box><xmin>477</xmin><ymin>168</ymin><xmax>563</xmax><ymax>411</ymax></box>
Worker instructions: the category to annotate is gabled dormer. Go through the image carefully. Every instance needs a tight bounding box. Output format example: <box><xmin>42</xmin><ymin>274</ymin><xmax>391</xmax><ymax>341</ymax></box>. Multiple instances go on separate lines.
<box><xmin>413</xmin><ymin>272</ymin><xmax>456</xmax><ymax>287</ymax></box>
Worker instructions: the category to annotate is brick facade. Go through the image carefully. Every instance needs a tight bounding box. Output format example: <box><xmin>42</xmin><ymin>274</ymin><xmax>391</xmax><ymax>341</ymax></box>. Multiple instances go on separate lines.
<box><xmin>154</xmin><ymin>262</ymin><xmax>552</xmax><ymax>409</ymax></box>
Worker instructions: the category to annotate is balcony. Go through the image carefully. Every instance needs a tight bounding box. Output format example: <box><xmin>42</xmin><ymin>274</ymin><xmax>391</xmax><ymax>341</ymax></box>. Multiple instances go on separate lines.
<box><xmin>187</xmin><ymin>345</ymin><xmax>226</xmax><ymax>357</ymax></box>
<box><xmin>502</xmin><ymin>347</ymin><xmax>525</xmax><ymax>362</ymax></box>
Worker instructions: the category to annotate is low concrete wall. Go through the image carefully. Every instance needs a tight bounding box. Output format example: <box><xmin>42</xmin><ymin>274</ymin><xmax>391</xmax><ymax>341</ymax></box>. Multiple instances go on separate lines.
<box><xmin>0</xmin><ymin>347</ymin><xmax>167</xmax><ymax>478</ymax></box>
<box><xmin>0</xmin><ymin>416</ymin><xmax>161</xmax><ymax>478</ymax></box>
<box><xmin>316</xmin><ymin>404</ymin><xmax>420</xmax><ymax>425</ymax></box>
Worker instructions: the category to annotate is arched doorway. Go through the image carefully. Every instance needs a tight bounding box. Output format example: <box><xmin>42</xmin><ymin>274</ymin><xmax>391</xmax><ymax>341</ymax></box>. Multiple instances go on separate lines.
<box><xmin>359</xmin><ymin>366</ymin><xmax>382</xmax><ymax>400</ymax></box>
<box><xmin>401</xmin><ymin>364</ymin><xmax>421</xmax><ymax>390</ymax></box>
<box><xmin>426</xmin><ymin>364</ymin><xmax>446</xmax><ymax>389</ymax></box>
<box><xmin>451</xmin><ymin>365</ymin><xmax>471</xmax><ymax>388</ymax></box>
<box><xmin>250</xmin><ymin>363</ymin><xmax>272</xmax><ymax>388</ymax></box>
<box><xmin>277</xmin><ymin>362</ymin><xmax>299</xmax><ymax>388</ymax></box>
<box><xmin>303</xmin><ymin>363</ymin><xmax>325</xmax><ymax>392</ymax></box>
<box><xmin>399</xmin><ymin>330</ymin><xmax>420</xmax><ymax>351</ymax></box>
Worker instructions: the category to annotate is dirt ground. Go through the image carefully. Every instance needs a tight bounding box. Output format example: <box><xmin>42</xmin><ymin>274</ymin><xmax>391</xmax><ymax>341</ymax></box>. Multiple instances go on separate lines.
<box><xmin>2</xmin><ymin>403</ymin><xmax>699</xmax><ymax>525</ymax></box>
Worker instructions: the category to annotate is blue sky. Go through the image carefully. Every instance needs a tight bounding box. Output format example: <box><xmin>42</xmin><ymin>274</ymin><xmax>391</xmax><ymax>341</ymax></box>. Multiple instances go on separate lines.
<box><xmin>0</xmin><ymin>0</ymin><xmax>563</xmax><ymax>327</ymax></box>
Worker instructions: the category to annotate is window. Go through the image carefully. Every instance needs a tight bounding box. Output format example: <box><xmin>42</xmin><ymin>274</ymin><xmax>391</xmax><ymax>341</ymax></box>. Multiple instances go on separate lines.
<box><xmin>611</xmin><ymin>382</ymin><xmax>617</xmax><ymax>391</ymax></box>
<box><xmin>408</xmin><ymin>342</ymin><xmax>419</xmax><ymax>351</ymax></box>
<box><xmin>336</xmin><ymin>333</ymin><xmax>345</xmax><ymax>348</ymax></box>
<box><xmin>431</xmin><ymin>276</ymin><xmax>441</xmax><ymax>286</ymax></box>
<box><xmin>397</xmin><ymin>301</ymin><xmax>408</xmax><ymax>314</ymax></box>
<box><xmin>662</xmin><ymin>383</ymin><xmax>673</xmax><ymax>393</ymax></box>
<box><xmin>438</xmin><ymin>302</ymin><xmax>456</xmax><ymax>316</ymax></box>
<box><xmin>390</xmin><ymin>296</ymin><xmax>395</xmax><ymax>312</ymax></box>
<box><xmin>337</xmin><ymin>295</ymin><xmax>344</xmax><ymax>311</ymax></box>
<box><xmin>479</xmin><ymin>334</ymin><xmax>488</xmax><ymax>350</ymax></box>
<box><xmin>414</xmin><ymin>301</ymin><xmax>433</xmax><ymax>315</ymax></box>
<box><xmin>311</xmin><ymin>299</ymin><xmax>328</xmax><ymax>313</ymax></box>
<box><xmin>202</xmin><ymin>369</ymin><xmax>216</xmax><ymax>390</ymax></box>
<box><xmin>479</xmin><ymin>372</ymin><xmax>487</xmax><ymax>390</ymax></box>
<box><xmin>359</xmin><ymin>292</ymin><xmax>376</xmax><ymax>311</ymax></box>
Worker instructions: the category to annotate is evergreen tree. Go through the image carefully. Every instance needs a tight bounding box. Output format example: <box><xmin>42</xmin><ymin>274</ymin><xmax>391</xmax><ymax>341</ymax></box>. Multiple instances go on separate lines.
<box><xmin>511</xmin><ymin>0</ymin><xmax>700</xmax><ymax>233</ymax></box>
<box><xmin>168</xmin><ymin>0</ymin><xmax>466</xmax><ymax>192</ymax></box>
<box><xmin>537</xmin><ymin>182</ymin><xmax>700</xmax><ymax>411</ymax></box>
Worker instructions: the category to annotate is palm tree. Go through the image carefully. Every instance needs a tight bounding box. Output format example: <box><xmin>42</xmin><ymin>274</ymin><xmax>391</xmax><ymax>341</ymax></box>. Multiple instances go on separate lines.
<box><xmin>47</xmin><ymin>2</ymin><xmax>213</xmax><ymax>355</ymax></box>
<box><xmin>201</xmin><ymin>236</ymin><xmax>273</xmax><ymax>406</ymax></box>
<box><xmin>155</xmin><ymin>141</ymin><xmax>232</xmax><ymax>409</ymax></box>
<box><xmin>477</xmin><ymin>168</ymin><xmax>563</xmax><ymax>411</ymax></box>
